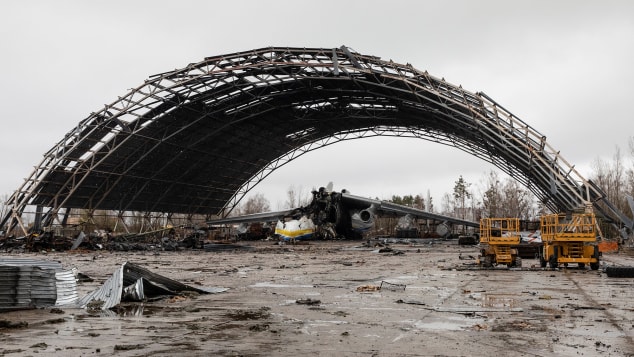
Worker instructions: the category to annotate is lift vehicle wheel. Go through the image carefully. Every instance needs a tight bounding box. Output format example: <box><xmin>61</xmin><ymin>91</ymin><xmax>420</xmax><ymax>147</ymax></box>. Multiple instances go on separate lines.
<box><xmin>590</xmin><ymin>246</ymin><xmax>600</xmax><ymax>270</ymax></box>
<box><xmin>482</xmin><ymin>255</ymin><xmax>493</xmax><ymax>268</ymax></box>
<box><xmin>578</xmin><ymin>263</ymin><xmax>585</xmax><ymax>269</ymax></box>
<box><xmin>539</xmin><ymin>256</ymin><xmax>547</xmax><ymax>268</ymax></box>
<box><xmin>548</xmin><ymin>254</ymin><xmax>558</xmax><ymax>269</ymax></box>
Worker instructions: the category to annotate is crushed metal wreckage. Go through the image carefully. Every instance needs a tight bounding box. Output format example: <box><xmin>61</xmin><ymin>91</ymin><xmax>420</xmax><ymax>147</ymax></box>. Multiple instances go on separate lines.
<box><xmin>0</xmin><ymin>230</ymin><xmax>217</xmax><ymax>252</ymax></box>
<box><xmin>79</xmin><ymin>262</ymin><xmax>227</xmax><ymax>310</ymax></box>
<box><xmin>0</xmin><ymin>226</ymin><xmax>214</xmax><ymax>253</ymax></box>
<box><xmin>0</xmin><ymin>259</ymin><xmax>226</xmax><ymax>312</ymax></box>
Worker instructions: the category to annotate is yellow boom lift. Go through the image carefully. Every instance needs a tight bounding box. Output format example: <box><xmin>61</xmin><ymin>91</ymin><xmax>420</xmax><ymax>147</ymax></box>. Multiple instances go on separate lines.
<box><xmin>539</xmin><ymin>212</ymin><xmax>600</xmax><ymax>270</ymax></box>
<box><xmin>478</xmin><ymin>217</ymin><xmax>522</xmax><ymax>268</ymax></box>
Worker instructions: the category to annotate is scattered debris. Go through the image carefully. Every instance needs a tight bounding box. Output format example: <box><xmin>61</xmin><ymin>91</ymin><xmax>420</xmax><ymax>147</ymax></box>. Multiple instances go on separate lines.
<box><xmin>249</xmin><ymin>323</ymin><xmax>270</xmax><ymax>331</ymax></box>
<box><xmin>373</xmin><ymin>246</ymin><xmax>404</xmax><ymax>255</ymax></box>
<box><xmin>114</xmin><ymin>344</ymin><xmax>145</xmax><ymax>351</ymax></box>
<box><xmin>562</xmin><ymin>304</ymin><xmax>606</xmax><ymax>311</ymax></box>
<box><xmin>458</xmin><ymin>235</ymin><xmax>478</xmax><ymax>245</ymax></box>
<box><xmin>356</xmin><ymin>285</ymin><xmax>380</xmax><ymax>292</ymax></box>
<box><xmin>76</xmin><ymin>272</ymin><xmax>93</xmax><ymax>282</ymax></box>
<box><xmin>29</xmin><ymin>342</ymin><xmax>47</xmax><ymax>349</ymax></box>
<box><xmin>396</xmin><ymin>299</ymin><xmax>426</xmax><ymax>306</ymax></box>
<box><xmin>225</xmin><ymin>307</ymin><xmax>270</xmax><ymax>320</ymax></box>
<box><xmin>491</xmin><ymin>320</ymin><xmax>546</xmax><ymax>332</ymax></box>
<box><xmin>296</xmin><ymin>298</ymin><xmax>321</xmax><ymax>305</ymax></box>
<box><xmin>0</xmin><ymin>320</ymin><xmax>28</xmax><ymax>329</ymax></box>
<box><xmin>380</xmin><ymin>281</ymin><xmax>406</xmax><ymax>291</ymax></box>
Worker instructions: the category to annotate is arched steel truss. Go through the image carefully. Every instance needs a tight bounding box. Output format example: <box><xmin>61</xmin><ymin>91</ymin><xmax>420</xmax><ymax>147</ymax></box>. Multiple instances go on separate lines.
<box><xmin>2</xmin><ymin>46</ymin><xmax>632</xmax><ymax>235</ymax></box>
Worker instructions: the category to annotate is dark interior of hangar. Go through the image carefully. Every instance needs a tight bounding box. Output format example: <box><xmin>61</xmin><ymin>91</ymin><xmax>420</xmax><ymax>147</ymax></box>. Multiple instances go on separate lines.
<box><xmin>2</xmin><ymin>46</ymin><xmax>631</xmax><ymax>234</ymax></box>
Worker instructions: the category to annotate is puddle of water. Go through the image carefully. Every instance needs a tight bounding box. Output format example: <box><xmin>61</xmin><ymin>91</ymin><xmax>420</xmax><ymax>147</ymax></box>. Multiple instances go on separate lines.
<box><xmin>413</xmin><ymin>315</ymin><xmax>483</xmax><ymax>331</ymax></box>
<box><xmin>114</xmin><ymin>304</ymin><xmax>163</xmax><ymax>317</ymax></box>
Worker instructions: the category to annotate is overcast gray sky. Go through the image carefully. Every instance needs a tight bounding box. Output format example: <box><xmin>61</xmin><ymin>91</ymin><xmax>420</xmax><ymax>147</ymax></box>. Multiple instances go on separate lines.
<box><xmin>1</xmin><ymin>0</ymin><xmax>633</xmax><ymax>210</ymax></box>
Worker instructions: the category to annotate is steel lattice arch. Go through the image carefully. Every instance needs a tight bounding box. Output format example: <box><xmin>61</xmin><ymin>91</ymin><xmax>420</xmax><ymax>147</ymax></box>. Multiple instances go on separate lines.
<box><xmin>2</xmin><ymin>46</ymin><xmax>632</xmax><ymax>235</ymax></box>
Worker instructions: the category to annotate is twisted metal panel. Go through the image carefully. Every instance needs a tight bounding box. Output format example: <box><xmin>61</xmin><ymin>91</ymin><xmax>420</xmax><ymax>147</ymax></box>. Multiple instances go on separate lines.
<box><xmin>2</xmin><ymin>46</ymin><xmax>630</xmax><ymax>232</ymax></box>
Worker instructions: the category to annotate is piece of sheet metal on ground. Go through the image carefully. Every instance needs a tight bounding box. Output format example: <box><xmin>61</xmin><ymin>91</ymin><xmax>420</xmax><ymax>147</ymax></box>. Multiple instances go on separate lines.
<box><xmin>78</xmin><ymin>262</ymin><xmax>227</xmax><ymax>310</ymax></box>
<box><xmin>0</xmin><ymin>258</ymin><xmax>79</xmax><ymax>310</ymax></box>
<box><xmin>0</xmin><ymin>265</ymin><xmax>57</xmax><ymax>311</ymax></box>
<box><xmin>55</xmin><ymin>270</ymin><xmax>79</xmax><ymax>306</ymax></box>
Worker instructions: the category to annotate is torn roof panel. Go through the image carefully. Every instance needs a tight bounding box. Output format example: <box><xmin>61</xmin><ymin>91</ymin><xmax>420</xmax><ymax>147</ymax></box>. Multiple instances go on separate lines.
<box><xmin>79</xmin><ymin>262</ymin><xmax>227</xmax><ymax>310</ymax></box>
<box><xmin>55</xmin><ymin>270</ymin><xmax>80</xmax><ymax>306</ymax></box>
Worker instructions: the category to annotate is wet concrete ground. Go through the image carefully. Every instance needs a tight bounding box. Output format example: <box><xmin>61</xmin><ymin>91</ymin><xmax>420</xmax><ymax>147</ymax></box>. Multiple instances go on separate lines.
<box><xmin>1</xmin><ymin>240</ymin><xmax>633</xmax><ymax>356</ymax></box>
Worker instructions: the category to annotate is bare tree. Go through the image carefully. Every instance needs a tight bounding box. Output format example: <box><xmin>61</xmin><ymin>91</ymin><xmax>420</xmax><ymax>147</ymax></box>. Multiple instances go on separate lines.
<box><xmin>477</xmin><ymin>170</ymin><xmax>536</xmax><ymax>220</ymax></box>
<box><xmin>625</xmin><ymin>136</ymin><xmax>634</xmax><ymax>196</ymax></box>
<box><xmin>502</xmin><ymin>180</ymin><xmax>533</xmax><ymax>219</ymax></box>
<box><xmin>592</xmin><ymin>147</ymin><xmax>629</xmax><ymax>216</ymax></box>
<box><xmin>286</xmin><ymin>185</ymin><xmax>298</xmax><ymax>209</ymax></box>
<box><xmin>241</xmin><ymin>193</ymin><xmax>271</xmax><ymax>214</ymax></box>
<box><xmin>481</xmin><ymin>170</ymin><xmax>502</xmax><ymax>218</ymax></box>
<box><xmin>440</xmin><ymin>192</ymin><xmax>452</xmax><ymax>215</ymax></box>
<box><xmin>426</xmin><ymin>189</ymin><xmax>434</xmax><ymax>213</ymax></box>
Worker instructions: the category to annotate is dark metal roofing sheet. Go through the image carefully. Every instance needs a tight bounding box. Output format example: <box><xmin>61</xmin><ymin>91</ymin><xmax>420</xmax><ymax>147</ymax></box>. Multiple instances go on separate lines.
<box><xmin>78</xmin><ymin>262</ymin><xmax>226</xmax><ymax>310</ymax></box>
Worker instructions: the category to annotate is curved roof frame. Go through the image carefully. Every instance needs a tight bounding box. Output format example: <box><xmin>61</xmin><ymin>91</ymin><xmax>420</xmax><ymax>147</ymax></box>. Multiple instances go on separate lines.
<box><xmin>2</xmin><ymin>46</ymin><xmax>631</xmax><ymax>234</ymax></box>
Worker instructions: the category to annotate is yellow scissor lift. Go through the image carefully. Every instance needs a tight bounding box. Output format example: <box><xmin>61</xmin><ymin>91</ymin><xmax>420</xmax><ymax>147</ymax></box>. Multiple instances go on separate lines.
<box><xmin>539</xmin><ymin>212</ymin><xmax>600</xmax><ymax>270</ymax></box>
<box><xmin>478</xmin><ymin>218</ymin><xmax>521</xmax><ymax>268</ymax></box>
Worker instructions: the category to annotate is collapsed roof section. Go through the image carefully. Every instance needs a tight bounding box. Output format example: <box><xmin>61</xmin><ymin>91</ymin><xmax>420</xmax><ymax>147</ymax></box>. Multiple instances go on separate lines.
<box><xmin>78</xmin><ymin>262</ymin><xmax>227</xmax><ymax>310</ymax></box>
<box><xmin>2</xmin><ymin>46</ymin><xmax>631</xmax><ymax>233</ymax></box>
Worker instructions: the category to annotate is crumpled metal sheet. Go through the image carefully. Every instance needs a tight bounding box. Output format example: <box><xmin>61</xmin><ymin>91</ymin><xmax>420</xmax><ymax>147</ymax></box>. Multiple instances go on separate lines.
<box><xmin>78</xmin><ymin>262</ymin><xmax>227</xmax><ymax>310</ymax></box>
<box><xmin>55</xmin><ymin>270</ymin><xmax>80</xmax><ymax>306</ymax></box>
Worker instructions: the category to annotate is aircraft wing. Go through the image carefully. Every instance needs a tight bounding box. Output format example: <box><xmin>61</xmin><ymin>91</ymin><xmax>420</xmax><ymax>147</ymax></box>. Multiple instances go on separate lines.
<box><xmin>206</xmin><ymin>209</ymin><xmax>295</xmax><ymax>225</ymax></box>
<box><xmin>341</xmin><ymin>193</ymin><xmax>479</xmax><ymax>228</ymax></box>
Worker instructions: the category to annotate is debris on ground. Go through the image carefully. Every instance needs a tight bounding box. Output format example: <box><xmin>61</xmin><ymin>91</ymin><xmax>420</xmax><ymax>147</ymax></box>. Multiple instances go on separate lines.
<box><xmin>225</xmin><ymin>307</ymin><xmax>271</xmax><ymax>320</ymax></box>
<box><xmin>78</xmin><ymin>262</ymin><xmax>227</xmax><ymax>310</ymax></box>
<box><xmin>380</xmin><ymin>281</ymin><xmax>406</xmax><ymax>291</ymax></box>
<box><xmin>296</xmin><ymin>298</ymin><xmax>321</xmax><ymax>305</ymax></box>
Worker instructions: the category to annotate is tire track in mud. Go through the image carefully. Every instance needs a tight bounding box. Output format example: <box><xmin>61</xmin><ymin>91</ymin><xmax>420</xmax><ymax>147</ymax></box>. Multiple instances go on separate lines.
<box><xmin>562</xmin><ymin>269</ymin><xmax>634</xmax><ymax>351</ymax></box>
<box><xmin>405</xmin><ymin>271</ymin><xmax>546</xmax><ymax>357</ymax></box>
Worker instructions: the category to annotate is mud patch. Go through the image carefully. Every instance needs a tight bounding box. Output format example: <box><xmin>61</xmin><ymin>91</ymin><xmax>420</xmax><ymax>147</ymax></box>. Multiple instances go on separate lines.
<box><xmin>114</xmin><ymin>343</ymin><xmax>146</xmax><ymax>351</ymax></box>
<box><xmin>491</xmin><ymin>319</ymin><xmax>547</xmax><ymax>332</ymax></box>
<box><xmin>0</xmin><ymin>320</ymin><xmax>28</xmax><ymax>329</ymax></box>
<box><xmin>225</xmin><ymin>306</ymin><xmax>271</xmax><ymax>320</ymax></box>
